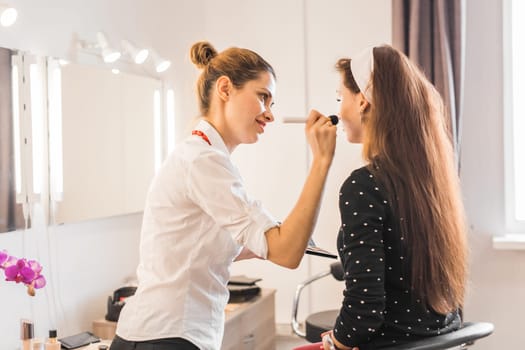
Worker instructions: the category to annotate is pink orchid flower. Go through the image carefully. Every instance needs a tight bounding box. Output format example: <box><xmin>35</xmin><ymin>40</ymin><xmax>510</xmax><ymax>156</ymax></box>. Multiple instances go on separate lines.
<box><xmin>0</xmin><ymin>250</ymin><xmax>46</xmax><ymax>296</ymax></box>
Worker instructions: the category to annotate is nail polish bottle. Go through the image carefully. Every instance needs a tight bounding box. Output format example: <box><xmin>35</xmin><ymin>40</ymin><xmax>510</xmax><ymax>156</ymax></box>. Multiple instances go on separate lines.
<box><xmin>20</xmin><ymin>319</ymin><xmax>34</xmax><ymax>350</ymax></box>
<box><xmin>44</xmin><ymin>330</ymin><xmax>61</xmax><ymax>350</ymax></box>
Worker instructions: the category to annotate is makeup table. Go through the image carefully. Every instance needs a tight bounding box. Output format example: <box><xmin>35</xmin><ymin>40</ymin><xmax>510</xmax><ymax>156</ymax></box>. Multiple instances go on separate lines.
<box><xmin>90</xmin><ymin>288</ymin><xmax>276</xmax><ymax>350</ymax></box>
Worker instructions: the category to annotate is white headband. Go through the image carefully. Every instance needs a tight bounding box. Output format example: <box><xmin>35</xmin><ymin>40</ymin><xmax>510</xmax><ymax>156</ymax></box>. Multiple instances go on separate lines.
<box><xmin>350</xmin><ymin>47</ymin><xmax>375</xmax><ymax>103</ymax></box>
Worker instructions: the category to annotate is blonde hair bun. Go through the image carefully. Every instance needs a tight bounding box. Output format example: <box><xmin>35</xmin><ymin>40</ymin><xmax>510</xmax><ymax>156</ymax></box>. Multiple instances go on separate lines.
<box><xmin>190</xmin><ymin>41</ymin><xmax>218</xmax><ymax>69</ymax></box>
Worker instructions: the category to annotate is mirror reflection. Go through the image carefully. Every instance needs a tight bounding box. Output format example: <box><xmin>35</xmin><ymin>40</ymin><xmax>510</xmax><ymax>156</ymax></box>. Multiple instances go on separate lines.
<box><xmin>50</xmin><ymin>61</ymin><xmax>161</xmax><ymax>224</ymax></box>
<box><xmin>0</xmin><ymin>47</ymin><xmax>26</xmax><ymax>233</ymax></box>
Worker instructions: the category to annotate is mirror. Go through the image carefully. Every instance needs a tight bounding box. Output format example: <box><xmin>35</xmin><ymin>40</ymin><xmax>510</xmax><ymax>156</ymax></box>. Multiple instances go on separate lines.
<box><xmin>0</xmin><ymin>47</ymin><xmax>27</xmax><ymax>233</ymax></box>
<box><xmin>49</xmin><ymin>61</ymin><xmax>161</xmax><ymax>224</ymax></box>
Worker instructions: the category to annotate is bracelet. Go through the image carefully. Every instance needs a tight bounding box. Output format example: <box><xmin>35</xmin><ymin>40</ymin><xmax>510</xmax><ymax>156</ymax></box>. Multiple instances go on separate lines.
<box><xmin>322</xmin><ymin>334</ymin><xmax>336</xmax><ymax>350</ymax></box>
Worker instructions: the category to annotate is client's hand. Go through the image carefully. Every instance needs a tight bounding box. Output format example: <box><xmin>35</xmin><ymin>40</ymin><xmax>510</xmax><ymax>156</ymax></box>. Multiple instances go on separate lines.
<box><xmin>320</xmin><ymin>330</ymin><xmax>359</xmax><ymax>350</ymax></box>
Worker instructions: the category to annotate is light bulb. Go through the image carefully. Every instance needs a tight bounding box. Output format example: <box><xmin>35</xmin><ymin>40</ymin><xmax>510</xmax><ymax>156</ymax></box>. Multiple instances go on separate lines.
<box><xmin>155</xmin><ymin>60</ymin><xmax>171</xmax><ymax>73</ymax></box>
<box><xmin>97</xmin><ymin>32</ymin><xmax>121</xmax><ymax>63</ymax></box>
<box><xmin>102</xmin><ymin>48</ymin><xmax>121</xmax><ymax>63</ymax></box>
<box><xmin>151</xmin><ymin>50</ymin><xmax>171</xmax><ymax>73</ymax></box>
<box><xmin>121</xmin><ymin>40</ymin><xmax>149</xmax><ymax>64</ymax></box>
<box><xmin>0</xmin><ymin>6</ymin><xmax>17</xmax><ymax>27</ymax></box>
<box><xmin>134</xmin><ymin>49</ymin><xmax>149</xmax><ymax>64</ymax></box>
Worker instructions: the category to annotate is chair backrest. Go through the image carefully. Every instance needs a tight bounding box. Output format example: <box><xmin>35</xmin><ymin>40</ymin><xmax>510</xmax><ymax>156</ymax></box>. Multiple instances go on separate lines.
<box><xmin>383</xmin><ymin>322</ymin><xmax>494</xmax><ymax>350</ymax></box>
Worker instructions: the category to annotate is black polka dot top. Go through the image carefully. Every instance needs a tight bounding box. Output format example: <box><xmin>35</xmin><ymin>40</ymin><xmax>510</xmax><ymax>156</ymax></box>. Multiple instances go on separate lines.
<box><xmin>333</xmin><ymin>166</ymin><xmax>461</xmax><ymax>349</ymax></box>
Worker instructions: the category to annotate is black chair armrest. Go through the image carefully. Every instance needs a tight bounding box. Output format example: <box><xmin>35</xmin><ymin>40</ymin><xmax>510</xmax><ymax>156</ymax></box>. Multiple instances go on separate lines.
<box><xmin>382</xmin><ymin>322</ymin><xmax>494</xmax><ymax>350</ymax></box>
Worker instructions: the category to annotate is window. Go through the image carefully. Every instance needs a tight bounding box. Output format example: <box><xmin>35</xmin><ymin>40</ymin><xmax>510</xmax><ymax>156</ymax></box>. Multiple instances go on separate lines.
<box><xmin>504</xmin><ymin>0</ymin><xmax>525</xmax><ymax>231</ymax></box>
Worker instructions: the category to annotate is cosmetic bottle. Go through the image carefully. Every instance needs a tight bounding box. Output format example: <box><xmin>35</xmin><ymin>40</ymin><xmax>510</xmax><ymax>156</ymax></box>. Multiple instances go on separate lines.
<box><xmin>44</xmin><ymin>330</ymin><xmax>61</xmax><ymax>350</ymax></box>
<box><xmin>20</xmin><ymin>319</ymin><xmax>34</xmax><ymax>350</ymax></box>
<box><xmin>33</xmin><ymin>338</ymin><xmax>44</xmax><ymax>350</ymax></box>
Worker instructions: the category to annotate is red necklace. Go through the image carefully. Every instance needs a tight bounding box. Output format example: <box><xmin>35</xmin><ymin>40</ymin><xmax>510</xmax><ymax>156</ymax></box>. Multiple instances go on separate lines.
<box><xmin>191</xmin><ymin>130</ymin><xmax>211</xmax><ymax>146</ymax></box>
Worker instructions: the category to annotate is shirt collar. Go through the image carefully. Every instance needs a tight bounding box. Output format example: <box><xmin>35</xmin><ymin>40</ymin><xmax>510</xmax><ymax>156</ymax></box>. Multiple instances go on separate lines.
<box><xmin>193</xmin><ymin>119</ymin><xmax>230</xmax><ymax>155</ymax></box>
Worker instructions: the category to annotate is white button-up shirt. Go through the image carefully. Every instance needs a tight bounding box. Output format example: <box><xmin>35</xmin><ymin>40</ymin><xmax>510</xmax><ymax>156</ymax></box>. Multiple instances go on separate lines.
<box><xmin>116</xmin><ymin>120</ymin><xmax>278</xmax><ymax>350</ymax></box>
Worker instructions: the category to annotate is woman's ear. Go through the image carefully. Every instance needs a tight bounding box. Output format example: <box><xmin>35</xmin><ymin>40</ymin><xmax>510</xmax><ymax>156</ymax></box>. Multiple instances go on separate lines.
<box><xmin>358</xmin><ymin>92</ymin><xmax>370</xmax><ymax>113</ymax></box>
<box><xmin>216</xmin><ymin>76</ymin><xmax>232</xmax><ymax>102</ymax></box>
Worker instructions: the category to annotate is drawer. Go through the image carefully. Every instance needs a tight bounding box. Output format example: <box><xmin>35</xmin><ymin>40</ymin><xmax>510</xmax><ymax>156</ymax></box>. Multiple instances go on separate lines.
<box><xmin>222</xmin><ymin>312</ymin><xmax>243</xmax><ymax>350</ymax></box>
<box><xmin>92</xmin><ymin>319</ymin><xmax>117</xmax><ymax>339</ymax></box>
<box><xmin>221</xmin><ymin>289</ymin><xmax>276</xmax><ymax>350</ymax></box>
<box><xmin>240</xmin><ymin>294</ymin><xmax>276</xmax><ymax>350</ymax></box>
<box><xmin>239</xmin><ymin>317</ymin><xmax>276</xmax><ymax>350</ymax></box>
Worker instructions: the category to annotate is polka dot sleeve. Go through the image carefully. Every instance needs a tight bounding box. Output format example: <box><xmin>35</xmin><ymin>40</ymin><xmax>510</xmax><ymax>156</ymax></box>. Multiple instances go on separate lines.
<box><xmin>333</xmin><ymin>167</ymin><xmax>388</xmax><ymax>347</ymax></box>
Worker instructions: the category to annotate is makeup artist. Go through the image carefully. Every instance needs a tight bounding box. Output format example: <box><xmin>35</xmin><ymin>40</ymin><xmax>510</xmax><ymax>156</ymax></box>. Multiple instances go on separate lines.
<box><xmin>109</xmin><ymin>41</ymin><xmax>337</xmax><ymax>350</ymax></box>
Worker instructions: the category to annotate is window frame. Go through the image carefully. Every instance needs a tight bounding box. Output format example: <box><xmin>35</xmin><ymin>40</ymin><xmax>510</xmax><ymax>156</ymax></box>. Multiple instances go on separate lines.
<box><xmin>503</xmin><ymin>0</ymin><xmax>525</xmax><ymax>233</ymax></box>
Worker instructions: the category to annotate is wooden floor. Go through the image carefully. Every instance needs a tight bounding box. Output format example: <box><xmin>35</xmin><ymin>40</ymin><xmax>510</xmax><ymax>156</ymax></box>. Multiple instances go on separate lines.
<box><xmin>275</xmin><ymin>324</ymin><xmax>310</xmax><ymax>350</ymax></box>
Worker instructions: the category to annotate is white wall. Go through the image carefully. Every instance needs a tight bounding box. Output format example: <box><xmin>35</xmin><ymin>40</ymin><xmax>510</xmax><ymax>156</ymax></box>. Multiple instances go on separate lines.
<box><xmin>461</xmin><ymin>0</ymin><xmax>525</xmax><ymax>349</ymax></box>
<box><xmin>0</xmin><ymin>0</ymin><xmax>521</xmax><ymax>349</ymax></box>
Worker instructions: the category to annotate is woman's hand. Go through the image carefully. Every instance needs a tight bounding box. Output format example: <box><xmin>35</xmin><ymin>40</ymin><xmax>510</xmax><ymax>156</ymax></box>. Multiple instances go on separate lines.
<box><xmin>320</xmin><ymin>330</ymin><xmax>359</xmax><ymax>350</ymax></box>
<box><xmin>264</xmin><ymin>110</ymin><xmax>337</xmax><ymax>269</ymax></box>
<box><xmin>305</xmin><ymin>109</ymin><xmax>337</xmax><ymax>168</ymax></box>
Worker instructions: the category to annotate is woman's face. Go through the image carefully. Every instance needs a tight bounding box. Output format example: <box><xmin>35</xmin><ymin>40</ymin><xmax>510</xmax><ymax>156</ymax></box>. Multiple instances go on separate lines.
<box><xmin>338</xmin><ymin>74</ymin><xmax>365</xmax><ymax>144</ymax></box>
<box><xmin>223</xmin><ymin>71</ymin><xmax>276</xmax><ymax>150</ymax></box>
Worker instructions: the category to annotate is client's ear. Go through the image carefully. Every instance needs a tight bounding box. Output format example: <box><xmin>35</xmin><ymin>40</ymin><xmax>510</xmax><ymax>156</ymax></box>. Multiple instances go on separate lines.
<box><xmin>358</xmin><ymin>93</ymin><xmax>371</xmax><ymax>114</ymax></box>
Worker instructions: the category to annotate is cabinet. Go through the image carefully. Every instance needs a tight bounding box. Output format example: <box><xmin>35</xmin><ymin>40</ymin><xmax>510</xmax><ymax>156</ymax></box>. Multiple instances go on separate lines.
<box><xmin>221</xmin><ymin>288</ymin><xmax>276</xmax><ymax>350</ymax></box>
<box><xmin>91</xmin><ymin>288</ymin><xmax>276</xmax><ymax>350</ymax></box>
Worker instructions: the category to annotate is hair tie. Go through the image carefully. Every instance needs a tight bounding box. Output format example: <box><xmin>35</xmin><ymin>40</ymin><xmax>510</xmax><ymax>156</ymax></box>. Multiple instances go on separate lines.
<box><xmin>350</xmin><ymin>47</ymin><xmax>375</xmax><ymax>103</ymax></box>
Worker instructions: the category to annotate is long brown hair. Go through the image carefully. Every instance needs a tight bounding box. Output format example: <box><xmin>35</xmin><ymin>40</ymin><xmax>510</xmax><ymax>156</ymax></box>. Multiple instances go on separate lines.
<box><xmin>337</xmin><ymin>45</ymin><xmax>468</xmax><ymax>314</ymax></box>
<box><xmin>190</xmin><ymin>41</ymin><xmax>276</xmax><ymax>116</ymax></box>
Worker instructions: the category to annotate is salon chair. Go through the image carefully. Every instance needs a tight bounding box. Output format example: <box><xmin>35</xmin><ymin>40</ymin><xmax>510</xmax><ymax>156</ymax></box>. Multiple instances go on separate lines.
<box><xmin>291</xmin><ymin>261</ymin><xmax>494</xmax><ymax>349</ymax></box>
